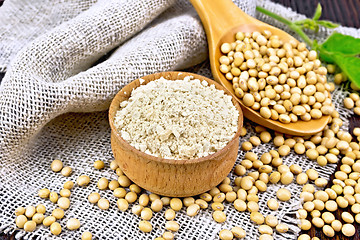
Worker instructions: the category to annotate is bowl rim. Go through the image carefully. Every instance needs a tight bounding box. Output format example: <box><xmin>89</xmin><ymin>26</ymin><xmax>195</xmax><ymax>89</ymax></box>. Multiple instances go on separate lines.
<box><xmin>109</xmin><ymin>71</ymin><xmax>243</xmax><ymax>165</ymax></box>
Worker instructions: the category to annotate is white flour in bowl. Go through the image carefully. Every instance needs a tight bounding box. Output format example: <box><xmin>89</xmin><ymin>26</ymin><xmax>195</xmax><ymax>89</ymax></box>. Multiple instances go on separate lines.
<box><xmin>114</xmin><ymin>76</ymin><xmax>239</xmax><ymax>159</ymax></box>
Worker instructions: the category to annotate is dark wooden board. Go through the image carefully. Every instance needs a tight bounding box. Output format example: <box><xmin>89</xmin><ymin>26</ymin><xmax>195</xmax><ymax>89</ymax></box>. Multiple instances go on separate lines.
<box><xmin>272</xmin><ymin>0</ymin><xmax>360</xmax><ymax>28</ymax></box>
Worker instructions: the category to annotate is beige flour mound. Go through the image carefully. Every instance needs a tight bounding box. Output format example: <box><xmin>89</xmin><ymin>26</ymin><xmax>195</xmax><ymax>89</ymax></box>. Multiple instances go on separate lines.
<box><xmin>114</xmin><ymin>76</ymin><xmax>239</xmax><ymax>159</ymax></box>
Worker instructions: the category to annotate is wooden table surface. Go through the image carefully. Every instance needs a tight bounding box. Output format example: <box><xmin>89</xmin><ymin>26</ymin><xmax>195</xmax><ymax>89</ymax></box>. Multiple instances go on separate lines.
<box><xmin>0</xmin><ymin>0</ymin><xmax>359</xmax><ymax>239</ymax></box>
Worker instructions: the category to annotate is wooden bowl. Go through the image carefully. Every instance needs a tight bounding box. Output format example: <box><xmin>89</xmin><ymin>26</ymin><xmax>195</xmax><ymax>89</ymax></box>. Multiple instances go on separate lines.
<box><xmin>109</xmin><ymin>71</ymin><xmax>243</xmax><ymax>197</ymax></box>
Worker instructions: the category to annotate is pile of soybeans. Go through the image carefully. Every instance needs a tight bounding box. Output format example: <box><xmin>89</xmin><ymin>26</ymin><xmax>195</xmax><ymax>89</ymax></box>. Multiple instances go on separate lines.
<box><xmin>219</xmin><ymin>31</ymin><xmax>335</xmax><ymax>123</ymax></box>
<box><xmin>12</xmin><ymin>31</ymin><xmax>360</xmax><ymax>240</ymax></box>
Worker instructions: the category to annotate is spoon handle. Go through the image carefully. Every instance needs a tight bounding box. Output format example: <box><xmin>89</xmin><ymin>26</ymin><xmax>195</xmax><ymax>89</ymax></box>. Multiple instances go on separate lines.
<box><xmin>189</xmin><ymin>0</ymin><xmax>251</xmax><ymax>47</ymax></box>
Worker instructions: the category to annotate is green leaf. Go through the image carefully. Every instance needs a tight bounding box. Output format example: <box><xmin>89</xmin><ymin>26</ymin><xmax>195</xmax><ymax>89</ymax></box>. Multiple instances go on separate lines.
<box><xmin>333</xmin><ymin>54</ymin><xmax>360</xmax><ymax>88</ymax></box>
<box><xmin>319</xmin><ymin>50</ymin><xmax>335</xmax><ymax>63</ymax></box>
<box><xmin>321</xmin><ymin>32</ymin><xmax>360</xmax><ymax>55</ymax></box>
<box><xmin>313</xmin><ymin>3</ymin><xmax>322</xmax><ymax>20</ymax></box>
<box><xmin>316</xmin><ymin>20</ymin><xmax>339</xmax><ymax>29</ymax></box>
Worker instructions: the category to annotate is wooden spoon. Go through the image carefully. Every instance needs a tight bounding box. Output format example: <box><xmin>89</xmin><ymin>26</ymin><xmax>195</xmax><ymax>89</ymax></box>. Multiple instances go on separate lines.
<box><xmin>190</xmin><ymin>0</ymin><xmax>330</xmax><ymax>136</ymax></box>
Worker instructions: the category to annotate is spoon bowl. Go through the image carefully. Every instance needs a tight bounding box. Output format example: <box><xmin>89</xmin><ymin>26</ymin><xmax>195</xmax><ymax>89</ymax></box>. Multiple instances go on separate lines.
<box><xmin>190</xmin><ymin>0</ymin><xmax>330</xmax><ymax>136</ymax></box>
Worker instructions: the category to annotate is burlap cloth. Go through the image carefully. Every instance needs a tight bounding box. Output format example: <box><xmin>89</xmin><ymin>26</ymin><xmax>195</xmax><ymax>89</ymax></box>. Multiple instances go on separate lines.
<box><xmin>0</xmin><ymin>0</ymin><xmax>359</xmax><ymax>239</ymax></box>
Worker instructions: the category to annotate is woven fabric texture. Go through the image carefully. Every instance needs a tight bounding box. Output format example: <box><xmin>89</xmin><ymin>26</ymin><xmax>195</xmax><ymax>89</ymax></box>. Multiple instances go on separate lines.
<box><xmin>0</xmin><ymin>0</ymin><xmax>359</xmax><ymax>239</ymax></box>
